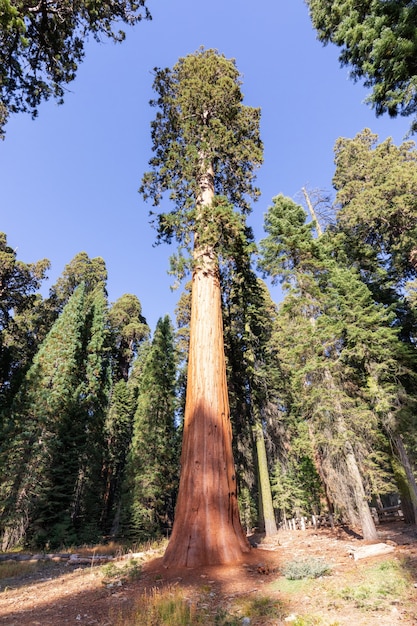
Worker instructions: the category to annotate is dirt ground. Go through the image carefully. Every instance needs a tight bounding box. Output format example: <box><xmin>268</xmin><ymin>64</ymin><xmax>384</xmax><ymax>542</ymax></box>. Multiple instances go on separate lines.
<box><xmin>0</xmin><ymin>521</ymin><xmax>416</xmax><ymax>625</ymax></box>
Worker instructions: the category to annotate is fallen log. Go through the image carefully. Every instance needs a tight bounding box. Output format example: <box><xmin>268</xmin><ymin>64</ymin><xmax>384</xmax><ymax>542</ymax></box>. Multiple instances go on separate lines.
<box><xmin>349</xmin><ymin>543</ymin><xmax>395</xmax><ymax>561</ymax></box>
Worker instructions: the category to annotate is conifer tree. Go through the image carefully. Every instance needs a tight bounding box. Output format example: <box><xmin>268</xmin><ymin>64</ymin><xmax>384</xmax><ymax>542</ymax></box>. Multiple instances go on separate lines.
<box><xmin>0</xmin><ymin>0</ymin><xmax>151</xmax><ymax>136</ymax></box>
<box><xmin>108</xmin><ymin>294</ymin><xmax>149</xmax><ymax>382</ymax></box>
<box><xmin>101</xmin><ymin>377</ymin><xmax>138</xmax><ymax>536</ymax></box>
<box><xmin>100</xmin><ymin>294</ymin><xmax>149</xmax><ymax>536</ymax></box>
<box><xmin>0</xmin><ymin>285</ymin><xmax>87</xmax><ymax>548</ymax></box>
<box><xmin>122</xmin><ymin>316</ymin><xmax>179</xmax><ymax>540</ymax></box>
<box><xmin>306</xmin><ymin>1</ymin><xmax>417</xmax><ymax>132</ymax></box>
<box><xmin>0</xmin><ymin>232</ymin><xmax>49</xmax><ymax>412</ymax></box>
<box><xmin>222</xmin><ymin>252</ymin><xmax>279</xmax><ymax>537</ymax></box>
<box><xmin>140</xmin><ymin>48</ymin><xmax>262</xmax><ymax>566</ymax></box>
<box><xmin>259</xmin><ymin>194</ymin><xmax>412</xmax><ymax>539</ymax></box>
<box><xmin>0</xmin><ymin>283</ymin><xmax>113</xmax><ymax>548</ymax></box>
<box><xmin>333</xmin><ymin>129</ymin><xmax>417</xmax><ymax>289</ymax></box>
<box><xmin>331</xmin><ymin>130</ymin><xmax>417</xmax><ymax>519</ymax></box>
<box><xmin>71</xmin><ymin>287</ymin><xmax>111</xmax><ymax>541</ymax></box>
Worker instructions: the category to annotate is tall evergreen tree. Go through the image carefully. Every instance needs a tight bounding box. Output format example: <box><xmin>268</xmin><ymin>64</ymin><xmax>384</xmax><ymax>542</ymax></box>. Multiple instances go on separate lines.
<box><xmin>49</xmin><ymin>252</ymin><xmax>108</xmax><ymax>314</ymax></box>
<box><xmin>140</xmin><ymin>48</ymin><xmax>263</xmax><ymax>566</ymax></box>
<box><xmin>222</xmin><ymin>251</ymin><xmax>279</xmax><ymax>537</ymax></box>
<box><xmin>122</xmin><ymin>316</ymin><xmax>179</xmax><ymax>541</ymax></box>
<box><xmin>108</xmin><ymin>293</ymin><xmax>149</xmax><ymax>382</ymax></box>
<box><xmin>100</xmin><ymin>294</ymin><xmax>150</xmax><ymax>536</ymax></box>
<box><xmin>101</xmin><ymin>377</ymin><xmax>138</xmax><ymax>537</ymax></box>
<box><xmin>333</xmin><ymin>129</ymin><xmax>417</xmax><ymax>290</ymax></box>
<box><xmin>0</xmin><ymin>283</ymin><xmax>112</xmax><ymax>548</ymax></box>
<box><xmin>71</xmin><ymin>287</ymin><xmax>111</xmax><ymax>542</ymax></box>
<box><xmin>330</xmin><ymin>130</ymin><xmax>417</xmax><ymax>521</ymax></box>
<box><xmin>0</xmin><ymin>285</ymin><xmax>86</xmax><ymax>548</ymax></box>
<box><xmin>259</xmin><ymin>194</ymin><xmax>414</xmax><ymax>539</ymax></box>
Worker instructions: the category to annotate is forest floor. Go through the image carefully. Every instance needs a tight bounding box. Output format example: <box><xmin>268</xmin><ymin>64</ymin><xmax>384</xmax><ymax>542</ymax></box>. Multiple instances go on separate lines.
<box><xmin>0</xmin><ymin>520</ymin><xmax>416</xmax><ymax>625</ymax></box>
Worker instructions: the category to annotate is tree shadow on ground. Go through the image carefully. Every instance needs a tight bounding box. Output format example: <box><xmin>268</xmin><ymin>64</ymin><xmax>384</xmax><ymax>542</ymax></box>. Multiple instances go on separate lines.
<box><xmin>0</xmin><ymin>547</ymin><xmax>290</xmax><ymax>625</ymax></box>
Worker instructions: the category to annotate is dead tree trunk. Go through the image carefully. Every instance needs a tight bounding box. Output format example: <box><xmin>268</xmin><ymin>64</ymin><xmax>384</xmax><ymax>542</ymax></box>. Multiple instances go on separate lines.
<box><xmin>253</xmin><ymin>422</ymin><xmax>277</xmax><ymax>536</ymax></box>
<box><xmin>393</xmin><ymin>434</ymin><xmax>417</xmax><ymax>524</ymax></box>
<box><xmin>323</xmin><ymin>369</ymin><xmax>378</xmax><ymax>541</ymax></box>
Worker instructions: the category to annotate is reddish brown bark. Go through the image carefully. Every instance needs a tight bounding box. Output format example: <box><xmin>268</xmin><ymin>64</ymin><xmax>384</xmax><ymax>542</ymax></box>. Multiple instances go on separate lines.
<box><xmin>162</xmin><ymin>256</ymin><xmax>250</xmax><ymax>568</ymax></box>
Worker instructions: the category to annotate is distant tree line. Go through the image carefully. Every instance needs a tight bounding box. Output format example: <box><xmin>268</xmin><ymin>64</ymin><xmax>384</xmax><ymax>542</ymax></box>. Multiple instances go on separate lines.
<box><xmin>1</xmin><ymin>126</ymin><xmax>417</xmax><ymax>550</ymax></box>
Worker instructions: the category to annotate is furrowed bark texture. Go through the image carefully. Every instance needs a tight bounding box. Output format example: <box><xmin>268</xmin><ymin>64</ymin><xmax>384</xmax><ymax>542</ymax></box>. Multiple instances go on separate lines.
<box><xmin>163</xmin><ymin>255</ymin><xmax>250</xmax><ymax>568</ymax></box>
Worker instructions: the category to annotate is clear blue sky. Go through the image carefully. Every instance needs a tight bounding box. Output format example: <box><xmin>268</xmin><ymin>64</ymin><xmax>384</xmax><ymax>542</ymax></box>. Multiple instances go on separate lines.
<box><xmin>0</xmin><ymin>0</ymin><xmax>412</xmax><ymax>331</ymax></box>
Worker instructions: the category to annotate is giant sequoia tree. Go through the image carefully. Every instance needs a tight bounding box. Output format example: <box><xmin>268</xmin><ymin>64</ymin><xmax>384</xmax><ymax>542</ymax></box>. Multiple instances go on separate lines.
<box><xmin>307</xmin><ymin>0</ymin><xmax>417</xmax><ymax>131</ymax></box>
<box><xmin>141</xmin><ymin>48</ymin><xmax>263</xmax><ymax>566</ymax></box>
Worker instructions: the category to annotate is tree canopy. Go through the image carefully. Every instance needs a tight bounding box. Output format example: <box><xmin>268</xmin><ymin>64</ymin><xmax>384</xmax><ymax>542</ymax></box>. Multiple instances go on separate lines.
<box><xmin>306</xmin><ymin>0</ymin><xmax>417</xmax><ymax>131</ymax></box>
<box><xmin>140</xmin><ymin>47</ymin><xmax>262</xmax><ymax>263</ymax></box>
<box><xmin>0</xmin><ymin>0</ymin><xmax>151</xmax><ymax>136</ymax></box>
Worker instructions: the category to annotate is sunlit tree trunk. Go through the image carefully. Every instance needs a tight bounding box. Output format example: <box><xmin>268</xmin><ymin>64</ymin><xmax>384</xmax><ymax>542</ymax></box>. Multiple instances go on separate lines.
<box><xmin>253</xmin><ymin>422</ymin><xmax>277</xmax><ymax>536</ymax></box>
<box><xmin>163</xmin><ymin>163</ymin><xmax>249</xmax><ymax>568</ymax></box>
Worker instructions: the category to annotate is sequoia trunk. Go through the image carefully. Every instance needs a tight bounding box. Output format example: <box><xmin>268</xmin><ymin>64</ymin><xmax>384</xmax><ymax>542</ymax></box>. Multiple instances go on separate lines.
<box><xmin>163</xmin><ymin>251</ymin><xmax>250</xmax><ymax>567</ymax></box>
<box><xmin>163</xmin><ymin>161</ymin><xmax>249</xmax><ymax>566</ymax></box>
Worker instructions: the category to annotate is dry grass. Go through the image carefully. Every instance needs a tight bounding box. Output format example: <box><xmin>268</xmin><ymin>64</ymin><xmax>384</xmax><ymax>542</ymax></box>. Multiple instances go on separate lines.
<box><xmin>0</xmin><ymin>560</ymin><xmax>40</xmax><ymax>580</ymax></box>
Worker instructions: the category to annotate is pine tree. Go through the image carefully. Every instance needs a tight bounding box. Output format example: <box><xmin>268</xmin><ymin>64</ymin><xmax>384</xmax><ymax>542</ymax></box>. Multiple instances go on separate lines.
<box><xmin>0</xmin><ymin>0</ymin><xmax>151</xmax><ymax>136</ymax></box>
<box><xmin>108</xmin><ymin>294</ymin><xmax>149</xmax><ymax>382</ymax></box>
<box><xmin>258</xmin><ymin>194</ymin><xmax>413</xmax><ymax>539</ymax></box>
<box><xmin>307</xmin><ymin>1</ymin><xmax>417</xmax><ymax>132</ymax></box>
<box><xmin>222</xmin><ymin>251</ymin><xmax>279</xmax><ymax>537</ymax></box>
<box><xmin>99</xmin><ymin>294</ymin><xmax>150</xmax><ymax>536</ymax></box>
<box><xmin>122</xmin><ymin>316</ymin><xmax>179</xmax><ymax>541</ymax></box>
<box><xmin>333</xmin><ymin>129</ymin><xmax>417</xmax><ymax>289</ymax></box>
<box><xmin>71</xmin><ymin>287</ymin><xmax>111</xmax><ymax>542</ymax></box>
<box><xmin>0</xmin><ymin>283</ymin><xmax>113</xmax><ymax>549</ymax></box>
<box><xmin>0</xmin><ymin>285</ymin><xmax>86</xmax><ymax>548</ymax></box>
<box><xmin>101</xmin><ymin>377</ymin><xmax>138</xmax><ymax>537</ymax></box>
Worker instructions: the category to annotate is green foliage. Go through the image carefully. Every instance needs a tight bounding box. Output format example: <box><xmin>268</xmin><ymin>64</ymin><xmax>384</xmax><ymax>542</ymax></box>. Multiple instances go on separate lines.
<box><xmin>140</xmin><ymin>47</ymin><xmax>262</xmax><ymax>269</ymax></box>
<box><xmin>0</xmin><ymin>283</ymin><xmax>113</xmax><ymax>549</ymax></box>
<box><xmin>259</xmin><ymin>192</ymin><xmax>412</xmax><ymax>528</ymax></box>
<box><xmin>334</xmin><ymin>559</ymin><xmax>409</xmax><ymax>611</ymax></box>
<box><xmin>121</xmin><ymin>316</ymin><xmax>179</xmax><ymax>541</ymax></box>
<box><xmin>101</xmin><ymin>378</ymin><xmax>138</xmax><ymax>535</ymax></box>
<box><xmin>282</xmin><ymin>557</ymin><xmax>332</xmax><ymax>580</ymax></box>
<box><xmin>0</xmin><ymin>232</ymin><xmax>50</xmax><ymax>408</ymax></box>
<box><xmin>0</xmin><ymin>284</ymin><xmax>87</xmax><ymax>548</ymax></box>
<box><xmin>0</xmin><ymin>0</ymin><xmax>151</xmax><ymax>135</ymax></box>
<box><xmin>307</xmin><ymin>0</ymin><xmax>417</xmax><ymax>131</ymax></box>
<box><xmin>0</xmin><ymin>232</ymin><xmax>49</xmax><ymax>329</ymax></box>
<box><xmin>271</xmin><ymin>426</ymin><xmax>323</xmax><ymax>522</ymax></box>
<box><xmin>49</xmin><ymin>252</ymin><xmax>108</xmax><ymax>312</ymax></box>
<box><xmin>108</xmin><ymin>293</ymin><xmax>150</xmax><ymax>382</ymax></box>
<box><xmin>333</xmin><ymin>128</ymin><xmax>417</xmax><ymax>287</ymax></box>
<box><xmin>222</xmin><ymin>245</ymin><xmax>281</xmax><ymax>531</ymax></box>
<box><xmin>259</xmin><ymin>194</ymin><xmax>321</xmax><ymax>285</ymax></box>
<box><xmin>101</xmin><ymin>559</ymin><xmax>142</xmax><ymax>586</ymax></box>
